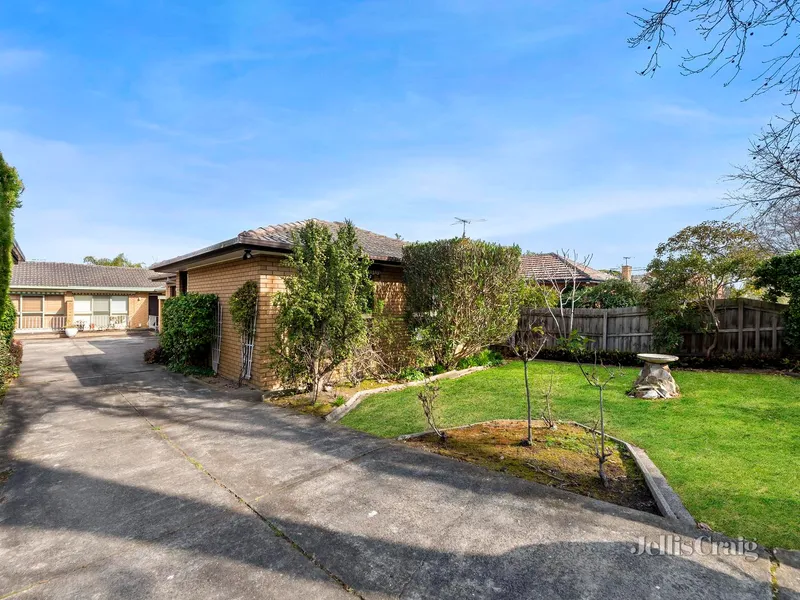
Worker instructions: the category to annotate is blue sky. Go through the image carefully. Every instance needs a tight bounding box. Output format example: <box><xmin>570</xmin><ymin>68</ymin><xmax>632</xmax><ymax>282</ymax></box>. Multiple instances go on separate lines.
<box><xmin>0</xmin><ymin>0</ymin><xmax>781</xmax><ymax>272</ymax></box>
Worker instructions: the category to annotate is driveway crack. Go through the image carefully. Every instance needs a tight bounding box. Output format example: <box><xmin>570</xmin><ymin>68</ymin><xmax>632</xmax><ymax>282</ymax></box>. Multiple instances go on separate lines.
<box><xmin>114</xmin><ymin>387</ymin><xmax>366</xmax><ymax>599</ymax></box>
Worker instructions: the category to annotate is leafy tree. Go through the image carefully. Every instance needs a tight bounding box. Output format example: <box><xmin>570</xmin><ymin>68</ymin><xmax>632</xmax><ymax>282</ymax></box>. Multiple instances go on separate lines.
<box><xmin>578</xmin><ymin>279</ymin><xmax>643</xmax><ymax>309</ymax></box>
<box><xmin>271</xmin><ymin>220</ymin><xmax>374</xmax><ymax>402</ymax></box>
<box><xmin>404</xmin><ymin>238</ymin><xmax>522</xmax><ymax>369</ymax></box>
<box><xmin>0</xmin><ymin>152</ymin><xmax>23</xmax><ymax>343</ymax></box>
<box><xmin>645</xmin><ymin>221</ymin><xmax>766</xmax><ymax>356</ymax></box>
<box><xmin>83</xmin><ymin>253</ymin><xmax>144</xmax><ymax>268</ymax></box>
<box><xmin>754</xmin><ymin>251</ymin><xmax>800</xmax><ymax>349</ymax></box>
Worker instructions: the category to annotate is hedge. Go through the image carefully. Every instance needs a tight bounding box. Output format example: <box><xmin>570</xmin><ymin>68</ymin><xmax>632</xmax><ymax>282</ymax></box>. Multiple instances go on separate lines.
<box><xmin>160</xmin><ymin>293</ymin><xmax>218</xmax><ymax>371</ymax></box>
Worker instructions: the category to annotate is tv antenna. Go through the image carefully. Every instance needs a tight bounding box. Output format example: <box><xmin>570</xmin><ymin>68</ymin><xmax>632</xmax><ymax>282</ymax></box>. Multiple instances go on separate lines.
<box><xmin>623</xmin><ymin>256</ymin><xmax>633</xmax><ymax>266</ymax></box>
<box><xmin>452</xmin><ymin>217</ymin><xmax>486</xmax><ymax>238</ymax></box>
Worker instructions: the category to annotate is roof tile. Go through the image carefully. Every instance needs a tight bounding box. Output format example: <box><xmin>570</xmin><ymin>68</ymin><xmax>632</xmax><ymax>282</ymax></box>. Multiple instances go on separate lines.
<box><xmin>11</xmin><ymin>262</ymin><xmax>165</xmax><ymax>290</ymax></box>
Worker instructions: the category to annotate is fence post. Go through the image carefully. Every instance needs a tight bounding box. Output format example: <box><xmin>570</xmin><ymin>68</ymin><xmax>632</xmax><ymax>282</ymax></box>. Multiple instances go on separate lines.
<box><xmin>602</xmin><ymin>310</ymin><xmax>608</xmax><ymax>351</ymax></box>
<box><xmin>772</xmin><ymin>313</ymin><xmax>778</xmax><ymax>352</ymax></box>
<box><xmin>737</xmin><ymin>299</ymin><xmax>744</xmax><ymax>353</ymax></box>
<box><xmin>754</xmin><ymin>307</ymin><xmax>761</xmax><ymax>353</ymax></box>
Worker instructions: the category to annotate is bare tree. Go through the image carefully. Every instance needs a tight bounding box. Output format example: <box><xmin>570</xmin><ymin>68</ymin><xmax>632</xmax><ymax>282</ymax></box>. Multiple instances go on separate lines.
<box><xmin>418</xmin><ymin>380</ymin><xmax>445</xmax><ymax>442</ymax></box>
<box><xmin>575</xmin><ymin>354</ymin><xmax>620</xmax><ymax>488</ymax></box>
<box><xmin>724</xmin><ymin>118</ymin><xmax>800</xmax><ymax>233</ymax></box>
<box><xmin>507</xmin><ymin>313</ymin><xmax>548</xmax><ymax>446</ymax></box>
<box><xmin>629</xmin><ymin>2</ymin><xmax>800</xmax><ymax>220</ymax></box>
<box><xmin>749</xmin><ymin>197</ymin><xmax>800</xmax><ymax>254</ymax></box>
<box><xmin>541</xmin><ymin>371</ymin><xmax>557</xmax><ymax>430</ymax></box>
<box><xmin>531</xmin><ymin>250</ymin><xmax>592</xmax><ymax>342</ymax></box>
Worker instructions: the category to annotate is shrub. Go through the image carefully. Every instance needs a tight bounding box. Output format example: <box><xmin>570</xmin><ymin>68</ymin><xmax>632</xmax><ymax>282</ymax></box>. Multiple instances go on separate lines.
<box><xmin>160</xmin><ymin>293</ymin><xmax>218</xmax><ymax>371</ymax></box>
<box><xmin>398</xmin><ymin>366</ymin><xmax>425</xmax><ymax>381</ymax></box>
<box><xmin>577</xmin><ymin>279</ymin><xmax>642</xmax><ymax>309</ymax></box>
<box><xmin>0</xmin><ymin>338</ymin><xmax>22</xmax><ymax>383</ymax></box>
<box><xmin>404</xmin><ymin>237</ymin><xmax>522</xmax><ymax>369</ymax></box>
<box><xmin>271</xmin><ymin>220</ymin><xmax>374</xmax><ymax>402</ymax></box>
<box><xmin>536</xmin><ymin>347</ymin><xmax>799</xmax><ymax>371</ymax></box>
<box><xmin>143</xmin><ymin>346</ymin><xmax>165</xmax><ymax>364</ymax></box>
<box><xmin>0</xmin><ymin>297</ymin><xmax>16</xmax><ymax>344</ymax></box>
<box><xmin>229</xmin><ymin>280</ymin><xmax>259</xmax><ymax>336</ymax></box>
<box><xmin>754</xmin><ymin>251</ymin><xmax>800</xmax><ymax>350</ymax></box>
<box><xmin>455</xmin><ymin>349</ymin><xmax>504</xmax><ymax>370</ymax></box>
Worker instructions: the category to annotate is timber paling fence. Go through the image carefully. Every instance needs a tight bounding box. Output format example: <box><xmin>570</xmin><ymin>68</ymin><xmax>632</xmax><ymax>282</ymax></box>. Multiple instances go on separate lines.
<box><xmin>521</xmin><ymin>299</ymin><xmax>788</xmax><ymax>356</ymax></box>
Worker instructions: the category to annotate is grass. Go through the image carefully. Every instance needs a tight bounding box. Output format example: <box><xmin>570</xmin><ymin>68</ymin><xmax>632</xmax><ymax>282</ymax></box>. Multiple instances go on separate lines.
<box><xmin>341</xmin><ymin>359</ymin><xmax>800</xmax><ymax>550</ymax></box>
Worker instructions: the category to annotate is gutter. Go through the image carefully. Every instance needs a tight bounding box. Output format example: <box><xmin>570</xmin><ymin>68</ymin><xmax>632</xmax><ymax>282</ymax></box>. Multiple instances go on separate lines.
<box><xmin>10</xmin><ymin>286</ymin><xmax>165</xmax><ymax>292</ymax></box>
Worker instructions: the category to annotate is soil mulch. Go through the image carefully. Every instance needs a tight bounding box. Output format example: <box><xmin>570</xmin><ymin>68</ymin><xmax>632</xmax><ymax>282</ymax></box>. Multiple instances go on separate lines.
<box><xmin>263</xmin><ymin>379</ymin><xmax>394</xmax><ymax>418</ymax></box>
<box><xmin>405</xmin><ymin>420</ymin><xmax>657</xmax><ymax>514</ymax></box>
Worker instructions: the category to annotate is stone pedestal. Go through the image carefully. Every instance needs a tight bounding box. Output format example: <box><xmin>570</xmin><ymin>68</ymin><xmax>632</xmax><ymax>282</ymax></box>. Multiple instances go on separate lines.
<box><xmin>630</xmin><ymin>362</ymin><xmax>680</xmax><ymax>399</ymax></box>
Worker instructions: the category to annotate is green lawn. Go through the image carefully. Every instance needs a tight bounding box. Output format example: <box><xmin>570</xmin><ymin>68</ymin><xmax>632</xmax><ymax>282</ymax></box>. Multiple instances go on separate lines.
<box><xmin>341</xmin><ymin>360</ymin><xmax>800</xmax><ymax>550</ymax></box>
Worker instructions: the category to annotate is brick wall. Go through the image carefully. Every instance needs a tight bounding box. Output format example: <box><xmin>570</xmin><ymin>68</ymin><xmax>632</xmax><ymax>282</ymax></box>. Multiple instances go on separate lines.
<box><xmin>186</xmin><ymin>255</ymin><xmax>292</xmax><ymax>389</ymax></box>
<box><xmin>187</xmin><ymin>256</ymin><xmax>409</xmax><ymax>390</ymax></box>
<box><xmin>127</xmin><ymin>292</ymin><xmax>150</xmax><ymax>329</ymax></box>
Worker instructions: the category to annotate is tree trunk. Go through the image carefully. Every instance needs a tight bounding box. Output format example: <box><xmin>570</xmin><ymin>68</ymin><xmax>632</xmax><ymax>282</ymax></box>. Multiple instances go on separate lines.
<box><xmin>705</xmin><ymin>312</ymin><xmax>721</xmax><ymax>358</ymax></box>
<box><xmin>524</xmin><ymin>360</ymin><xmax>532</xmax><ymax>446</ymax></box>
<box><xmin>598</xmin><ymin>387</ymin><xmax>608</xmax><ymax>488</ymax></box>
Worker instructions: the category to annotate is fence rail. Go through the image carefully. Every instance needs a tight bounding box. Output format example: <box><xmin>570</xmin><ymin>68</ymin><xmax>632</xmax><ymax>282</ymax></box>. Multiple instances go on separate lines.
<box><xmin>521</xmin><ymin>299</ymin><xmax>788</xmax><ymax>355</ymax></box>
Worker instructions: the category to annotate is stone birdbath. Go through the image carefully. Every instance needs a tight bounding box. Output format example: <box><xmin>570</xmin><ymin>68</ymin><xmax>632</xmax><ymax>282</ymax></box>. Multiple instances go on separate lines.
<box><xmin>629</xmin><ymin>354</ymin><xmax>680</xmax><ymax>399</ymax></box>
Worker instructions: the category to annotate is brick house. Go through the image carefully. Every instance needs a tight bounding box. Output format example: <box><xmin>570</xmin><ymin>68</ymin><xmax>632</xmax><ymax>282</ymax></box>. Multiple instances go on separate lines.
<box><xmin>10</xmin><ymin>262</ymin><xmax>165</xmax><ymax>334</ymax></box>
<box><xmin>151</xmin><ymin>219</ymin><xmax>406</xmax><ymax>390</ymax></box>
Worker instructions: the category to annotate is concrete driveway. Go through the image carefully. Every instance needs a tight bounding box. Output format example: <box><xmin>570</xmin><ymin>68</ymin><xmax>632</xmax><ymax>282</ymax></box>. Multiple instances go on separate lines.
<box><xmin>0</xmin><ymin>337</ymin><xmax>781</xmax><ymax>599</ymax></box>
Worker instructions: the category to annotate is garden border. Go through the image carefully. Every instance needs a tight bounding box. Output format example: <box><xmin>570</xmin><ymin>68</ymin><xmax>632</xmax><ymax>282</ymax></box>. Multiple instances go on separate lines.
<box><xmin>325</xmin><ymin>365</ymin><xmax>491</xmax><ymax>423</ymax></box>
<box><xmin>397</xmin><ymin>418</ymin><xmax>695</xmax><ymax>524</ymax></box>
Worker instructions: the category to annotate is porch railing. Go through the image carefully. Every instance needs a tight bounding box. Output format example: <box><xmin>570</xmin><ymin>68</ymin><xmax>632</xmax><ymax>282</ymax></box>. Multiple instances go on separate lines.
<box><xmin>73</xmin><ymin>315</ymin><xmax>129</xmax><ymax>331</ymax></box>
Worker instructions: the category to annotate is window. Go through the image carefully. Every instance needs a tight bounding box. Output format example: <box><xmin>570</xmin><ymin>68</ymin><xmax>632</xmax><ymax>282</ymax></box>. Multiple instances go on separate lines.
<box><xmin>16</xmin><ymin>294</ymin><xmax>66</xmax><ymax>330</ymax></box>
<box><xmin>72</xmin><ymin>295</ymin><xmax>129</xmax><ymax>330</ymax></box>
<box><xmin>111</xmin><ymin>296</ymin><xmax>128</xmax><ymax>314</ymax></box>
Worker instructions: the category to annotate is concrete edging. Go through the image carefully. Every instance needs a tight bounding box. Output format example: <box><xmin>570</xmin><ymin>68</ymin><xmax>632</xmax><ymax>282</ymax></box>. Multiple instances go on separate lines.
<box><xmin>566</xmin><ymin>421</ymin><xmax>695</xmax><ymax>524</ymax></box>
<box><xmin>325</xmin><ymin>365</ymin><xmax>491</xmax><ymax>423</ymax></box>
<box><xmin>397</xmin><ymin>418</ymin><xmax>696</xmax><ymax>524</ymax></box>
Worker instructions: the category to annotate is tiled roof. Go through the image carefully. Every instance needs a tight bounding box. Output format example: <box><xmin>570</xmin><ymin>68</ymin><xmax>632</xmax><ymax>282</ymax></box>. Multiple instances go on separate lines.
<box><xmin>152</xmin><ymin>219</ymin><xmax>405</xmax><ymax>270</ymax></box>
<box><xmin>519</xmin><ymin>253</ymin><xmax>614</xmax><ymax>283</ymax></box>
<box><xmin>239</xmin><ymin>220</ymin><xmax>405</xmax><ymax>262</ymax></box>
<box><xmin>11</xmin><ymin>262</ymin><xmax>165</xmax><ymax>291</ymax></box>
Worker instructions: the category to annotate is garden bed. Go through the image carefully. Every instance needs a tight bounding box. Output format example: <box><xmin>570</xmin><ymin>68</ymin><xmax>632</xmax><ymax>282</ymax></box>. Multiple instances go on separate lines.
<box><xmin>403</xmin><ymin>420</ymin><xmax>658</xmax><ymax>514</ymax></box>
<box><xmin>263</xmin><ymin>379</ymin><xmax>393</xmax><ymax>418</ymax></box>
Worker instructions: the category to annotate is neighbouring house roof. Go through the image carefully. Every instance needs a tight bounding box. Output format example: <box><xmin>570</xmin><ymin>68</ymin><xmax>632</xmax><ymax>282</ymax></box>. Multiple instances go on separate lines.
<box><xmin>11</xmin><ymin>239</ymin><xmax>25</xmax><ymax>264</ymax></box>
<box><xmin>10</xmin><ymin>262</ymin><xmax>165</xmax><ymax>292</ymax></box>
<box><xmin>151</xmin><ymin>219</ymin><xmax>406</xmax><ymax>272</ymax></box>
<box><xmin>519</xmin><ymin>253</ymin><xmax>615</xmax><ymax>284</ymax></box>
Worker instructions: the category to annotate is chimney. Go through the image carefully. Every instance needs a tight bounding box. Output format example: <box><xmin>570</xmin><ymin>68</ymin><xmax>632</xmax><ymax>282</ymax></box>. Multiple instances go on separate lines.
<box><xmin>621</xmin><ymin>265</ymin><xmax>632</xmax><ymax>282</ymax></box>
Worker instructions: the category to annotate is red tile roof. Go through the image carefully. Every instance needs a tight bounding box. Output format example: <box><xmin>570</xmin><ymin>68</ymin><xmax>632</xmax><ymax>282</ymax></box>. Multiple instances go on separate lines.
<box><xmin>519</xmin><ymin>253</ymin><xmax>614</xmax><ymax>283</ymax></box>
<box><xmin>239</xmin><ymin>220</ymin><xmax>405</xmax><ymax>262</ymax></box>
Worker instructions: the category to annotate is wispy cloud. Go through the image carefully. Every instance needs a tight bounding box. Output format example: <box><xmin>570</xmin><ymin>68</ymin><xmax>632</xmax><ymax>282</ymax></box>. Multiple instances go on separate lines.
<box><xmin>0</xmin><ymin>48</ymin><xmax>45</xmax><ymax>73</ymax></box>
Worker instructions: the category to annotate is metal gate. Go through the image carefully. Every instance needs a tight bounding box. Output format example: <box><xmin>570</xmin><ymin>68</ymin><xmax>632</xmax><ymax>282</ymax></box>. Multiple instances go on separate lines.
<box><xmin>211</xmin><ymin>301</ymin><xmax>222</xmax><ymax>373</ymax></box>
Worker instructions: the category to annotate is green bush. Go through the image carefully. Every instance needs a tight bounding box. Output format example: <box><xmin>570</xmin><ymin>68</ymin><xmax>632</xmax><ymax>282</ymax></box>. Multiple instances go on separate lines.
<box><xmin>0</xmin><ymin>297</ymin><xmax>16</xmax><ymax>344</ymax></box>
<box><xmin>404</xmin><ymin>237</ymin><xmax>522</xmax><ymax>369</ymax></box>
<box><xmin>160</xmin><ymin>293</ymin><xmax>218</xmax><ymax>371</ymax></box>
<box><xmin>229</xmin><ymin>280</ymin><xmax>259</xmax><ymax>336</ymax></box>
<box><xmin>577</xmin><ymin>279</ymin><xmax>642</xmax><ymax>309</ymax></box>
<box><xmin>0</xmin><ymin>338</ymin><xmax>22</xmax><ymax>384</ymax></box>
<box><xmin>455</xmin><ymin>349</ymin><xmax>504</xmax><ymax>370</ymax></box>
<box><xmin>535</xmin><ymin>347</ymin><xmax>799</xmax><ymax>372</ymax></box>
<box><xmin>398</xmin><ymin>366</ymin><xmax>426</xmax><ymax>381</ymax></box>
<box><xmin>754</xmin><ymin>251</ymin><xmax>800</xmax><ymax>350</ymax></box>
